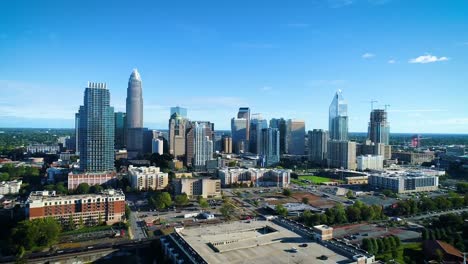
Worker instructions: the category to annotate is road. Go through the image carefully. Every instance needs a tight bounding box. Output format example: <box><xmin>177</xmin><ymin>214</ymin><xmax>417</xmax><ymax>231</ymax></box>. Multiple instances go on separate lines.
<box><xmin>127</xmin><ymin>201</ymin><xmax>148</xmax><ymax>240</ymax></box>
<box><xmin>403</xmin><ymin>207</ymin><xmax>468</xmax><ymax>221</ymax></box>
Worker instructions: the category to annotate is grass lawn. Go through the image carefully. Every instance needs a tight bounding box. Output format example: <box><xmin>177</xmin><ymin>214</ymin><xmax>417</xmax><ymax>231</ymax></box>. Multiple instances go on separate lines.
<box><xmin>61</xmin><ymin>225</ymin><xmax>113</xmax><ymax>236</ymax></box>
<box><xmin>298</xmin><ymin>175</ymin><xmax>343</xmax><ymax>184</ymax></box>
<box><xmin>376</xmin><ymin>242</ymin><xmax>423</xmax><ymax>263</ymax></box>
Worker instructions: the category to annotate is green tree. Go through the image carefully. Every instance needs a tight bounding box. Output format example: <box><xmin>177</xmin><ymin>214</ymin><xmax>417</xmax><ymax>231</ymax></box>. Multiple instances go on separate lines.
<box><xmin>362</xmin><ymin>238</ymin><xmax>374</xmax><ymax>254</ymax></box>
<box><xmin>346</xmin><ymin>206</ymin><xmax>361</xmax><ymax>223</ymax></box>
<box><xmin>301</xmin><ymin>197</ymin><xmax>309</xmax><ymax>204</ymax></box>
<box><xmin>220</xmin><ymin>201</ymin><xmax>235</xmax><ymax>219</ymax></box>
<box><xmin>11</xmin><ymin>218</ymin><xmax>61</xmax><ymax>252</ymax></box>
<box><xmin>55</xmin><ymin>182</ymin><xmax>68</xmax><ymax>194</ymax></box>
<box><xmin>0</xmin><ymin>172</ymin><xmax>9</xmax><ymax>181</ymax></box>
<box><xmin>377</xmin><ymin>239</ymin><xmax>385</xmax><ymax>254</ymax></box>
<box><xmin>282</xmin><ymin>188</ymin><xmax>292</xmax><ymax>197</ymax></box>
<box><xmin>346</xmin><ymin>190</ymin><xmax>354</xmax><ymax>198</ymax></box>
<box><xmin>89</xmin><ymin>184</ymin><xmax>103</xmax><ymax>194</ymax></box>
<box><xmin>75</xmin><ymin>183</ymin><xmax>90</xmax><ymax>194</ymax></box>
<box><xmin>151</xmin><ymin>192</ymin><xmax>172</xmax><ymax>210</ymax></box>
<box><xmin>175</xmin><ymin>193</ymin><xmax>190</xmax><ymax>207</ymax></box>
<box><xmin>198</xmin><ymin>197</ymin><xmax>209</xmax><ymax>209</ymax></box>
<box><xmin>125</xmin><ymin>204</ymin><xmax>131</xmax><ymax>220</ymax></box>
<box><xmin>275</xmin><ymin>204</ymin><xmax>288</xmax><ymax>217</ymax></box>
<box><xmin>67</xmin><ymin>215</ymin><xmax>75</xmax><ymax>231</ymax></box>
<box><xmin>422</xmin><ymin>228</ymin><xmax>429</xmax><ymax>240</ymax></box>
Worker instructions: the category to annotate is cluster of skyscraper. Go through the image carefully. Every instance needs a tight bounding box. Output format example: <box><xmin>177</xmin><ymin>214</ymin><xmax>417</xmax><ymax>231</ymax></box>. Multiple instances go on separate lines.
<box><xmin>309</xmin><ymin>90</ymin><xmax>391</xmax><ymax>170</ymax></box>
<box><xmin>230</xmin><ymin>108</ymin><xmax>306</xmax><ymax>167</ymax></box>
<box><xmin>74</xmin><ymin>67</ymin><xmax>390</xmax><ymax>177</ymax></box>
<box><xmin>75</xmin><ymin>69</ymin><xmax>148</xmax><ymax>174</ymax></box>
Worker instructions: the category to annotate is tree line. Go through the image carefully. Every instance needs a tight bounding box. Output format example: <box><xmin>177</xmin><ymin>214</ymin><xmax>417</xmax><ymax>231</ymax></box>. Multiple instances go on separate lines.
<box><xmin>297</xmin><ymin>201</ymin><xmax>386</xmax><ymax>226</ymax></box>
<box><xmin>421</xmin><ymin>213</ymin><xmax>467</xmax><ymax>252</ymax></box>
<box><xmin>362</xmin><ymin>236</ymin><xmax>401</xmax><ymax>257</ymax></box>
<box><xmin>389</xmin><ymin>194</ymin><xmax>468</xmax><ymax>216</ymax></box>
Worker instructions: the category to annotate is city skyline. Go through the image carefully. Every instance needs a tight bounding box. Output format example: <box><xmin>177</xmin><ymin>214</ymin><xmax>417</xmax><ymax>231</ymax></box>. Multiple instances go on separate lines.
<box><xmin>1</xmin><ymin>1</ymin><xmax>468</xmax><ymax>133</ymax></box>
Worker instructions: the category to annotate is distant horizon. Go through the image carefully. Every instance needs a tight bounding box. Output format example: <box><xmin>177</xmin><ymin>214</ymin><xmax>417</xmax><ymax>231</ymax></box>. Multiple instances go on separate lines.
<box><xmin>1</xmin><ymin>126</ymin><xmax>467</xmax><ymax>136</ymax></box>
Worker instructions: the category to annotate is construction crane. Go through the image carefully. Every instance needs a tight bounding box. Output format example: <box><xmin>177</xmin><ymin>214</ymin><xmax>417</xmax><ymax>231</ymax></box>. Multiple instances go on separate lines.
<box><xmin>369</xmin><ymin>100</ymin><xmax>378</xmax><ymax>111</ymax></box>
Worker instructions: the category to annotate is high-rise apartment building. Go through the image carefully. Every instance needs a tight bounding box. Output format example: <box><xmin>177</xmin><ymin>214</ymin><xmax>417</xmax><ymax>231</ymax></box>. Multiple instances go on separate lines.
<box><xmin>170</xmin><ymin>106</ymin><xmax>187</xmax><ymax>119</ymax></box>
<box><xmin>126</xmin><ymin>69</ymin><xmax>144</xmax><ymax>158</ymax></box>
<box><xmin>169</xmin><ymin>112</ymin><xmax>188</xmax><ymax>159</ymax></box>
<box><xmin>270</xmin><ymin>118</ymin><xmax>289</xmax><ymax>154</ymax></box>
<box><xmin>77</xmin><ymin>82</ymin><xmax>115</xmax><ymax>172</ymax></box>
<box><xmin>261</xmin><ymin>128</ymin><xmax>280</xmax><ymax>167</ymax></box>
<box><xmin>152</xmin><ymin>138</ymin><xmax>164</xmax><ymax>155</ymax></box>
<box><xmin>193</xmin><ymin>122</ymin><xmax>214</xmax><ymax>171</ymax></box>
<box><xmin>114</xmin><ymin>112</ymin><xmax>126</xmax><ymax>149</ymax></box>
<box><xmin>308</xmin><ymin>129</ymin><xmax>329</xmax><ymax>165</ymax></box>
<box><xmin>185</xmin><ymin>121</ymin><xmax>214</xmax><ymax>168</ymax></box>
<box><xmin>249</xmin><ymin>114</ymin><xmax>268</xmax><ymax>154</ymax></box>
<box><xmin>327</xmin><ymin>140</ymin><xmax>356</xmax><ymax>170</ymax></box>
<box><xmin>368</xmin><ymin>109</ymin><xmax>390</xmax><ymax>145</ymax></box>
<box><xmin>329</xmin><ymin>90</ymin><xmax>348</xmax><ymax>141</ymax></box>
<box><xmin>288</xmin><ymin>119</ymin><xmax>305</xmax><ymax>155</ymax></box>
<box><xmin>222</xmin><ymin>135</ymin><xmax>233</xmax><ymax>154</ymax></box>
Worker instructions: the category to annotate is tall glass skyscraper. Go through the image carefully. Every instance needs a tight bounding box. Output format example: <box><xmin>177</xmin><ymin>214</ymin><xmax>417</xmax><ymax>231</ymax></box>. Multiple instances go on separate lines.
<box><xmin>270</xmin><ymin>118</ymin><xmax>289</xmax><ymax>154</ymax></box>
<box><xmin>170</xmin><ymin>106</ymin><xmax>188</xmax><ymax>119</ymax></box>
<box><xmin>368</xmin><ymin>109</ymin><xmax>390</xmax><ymax>145</ymax></box>
<box><xmin>329</xmin><ymin>90</ymin><xmax>349</xmax><ymax>141</ymax></box>
<box><xmin>231</xmin><ymin>117</ymin><xmax>248</xmax><ymax>153</ymax></box>
<box><xmin>114</xmin><ymin>112</ymin><xmax>126</xmax><ymax>149</ymax></box>
<box><xmin>249</xmin><ymin>114</ymin><xmax>268</xmax><ymax>154</ymax></box>
<box><xmin>126</xmin><ymin>69</ymin><xmax>143</xmax><ymax>158</ymax></box>
<box><xmin>261</xmin><ymin>128</ymin><xmax>280</xmax><ymax>167</ymax></box>
<box><xmin>288</xmin><ymin>119</ymin><xmax>306</xmax><ymax>155</ymax></box>
<box><xmin>78</xmin><ymin>82</ymin><xmax>115</xmax><ymax>172</ymax></box>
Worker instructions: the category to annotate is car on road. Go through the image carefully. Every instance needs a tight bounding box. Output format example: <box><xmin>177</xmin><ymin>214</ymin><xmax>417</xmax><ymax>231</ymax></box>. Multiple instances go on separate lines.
<box><xmin>299</xmin><ymin>243</ymin><xmax>308</xmax><ymax>247</ymax></box>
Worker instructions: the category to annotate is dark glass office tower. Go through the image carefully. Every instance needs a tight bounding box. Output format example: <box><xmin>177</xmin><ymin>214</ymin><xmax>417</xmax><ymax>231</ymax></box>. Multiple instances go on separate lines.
<box><xmin>329</xmin><ymin>90</ymin><xmax>348</xmax><ymax>141</ymax></box>
<box><xmin>368</xmin><ymin>109</ymin><xmax>390</xmax><ymax>145</ymax></box>
<box><xmin>78</xmin><ymin>82</ymin><xmax>115</xmax><ymax>172</ymax></box>
<box><xmin>114</xmin><ymin>112</ymin><xmax>126</xmax><ymax>149</ymax></box>
<box><xmin>126</xmin><ymin>69</ymin><xmax>143</xmax><ymax>158</ymax></box>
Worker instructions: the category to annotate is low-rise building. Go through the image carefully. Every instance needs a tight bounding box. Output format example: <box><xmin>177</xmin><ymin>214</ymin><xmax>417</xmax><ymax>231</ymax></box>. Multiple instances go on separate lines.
<box><xmin>313</xmin><ymin>225</ymin><xmax>333</xmax><ymax>241</ymax></box>
<box><xmin>369</xmin><ymin>170</ymin><xmax>438</xmax><ymax>193</ymax></box>
<box><xmin>128</xmin><ymin>165</ymin><xmax>169</xmax><ymax>191</ymax></box>
<box><xmin>0</xmin><ymin>180</ymin><xmax>22</xmax><ymax>195</ymax></box>
<box><xmin>217</xmin><ymin>168</ymin><xmax>291</xmax><ymax>188</ymax></box>
<box><xmin>357</xmin><ymin>155</ymin><xmax>384</xmax><ymax>171</ymax></box>
<box><xmin>392</xmin><ymin>151</ymin><xmax>435</xmax><ymax>165</ymax></box>
<box><xmin>25</xmin><ymin>189</ymin><xmax>125</xmax><ymax>226</ymax></box>
<box><xmin>67</xmin><ymin>171</ymin><xmax>117</xmax><ymax>190</ymax></box>
<box><xmin>27</xmin><ymin>144</ymin><xmax>60</xmax><ymax>154</ymax></box>
<box><xmin>173</xmin><ymin>178</ymin><xmax>221</xmax><ymax>199</ymax></box>
<box><xmin>345</xmin><ymin>176</ymin><xmax>368</xmax><ymax>185</ymax></box>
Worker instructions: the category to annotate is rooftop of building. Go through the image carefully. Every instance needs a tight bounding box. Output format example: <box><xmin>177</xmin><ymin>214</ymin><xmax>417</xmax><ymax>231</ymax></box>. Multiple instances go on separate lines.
<box><xmin>128</xmin><ymin>165</ymin><xmax>164</xmax><ymax>174</ymax></box>
<box><xmin>175</xmin><ymin>220</ymin><xmax>349</xmax><ymax>264</ymax></box>
<box><xmin>26</xmin><ymin>189</ymin><xmax>125</xmax><ymax>202</ymax></box>
<box><xmin>370</xmin><ymin>169</ymin><xmax>441</xmax><ymax>179</ymax></box>
<box><xmin>314</xmin><ymin>224</ymin><xmax>333</xmax><ymax>230</ymax></box>
<box><xmin>218</xmin><ymin>167</ymin><xmax>292</xmax><ymax>173</ymax></box>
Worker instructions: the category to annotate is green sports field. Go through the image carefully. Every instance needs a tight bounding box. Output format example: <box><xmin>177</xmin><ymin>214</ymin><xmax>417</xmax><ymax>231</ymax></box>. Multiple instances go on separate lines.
<box><xmin>291</xmin><ymin>175</ymin><xmax>343</xmax><ymax>185</ymax></box>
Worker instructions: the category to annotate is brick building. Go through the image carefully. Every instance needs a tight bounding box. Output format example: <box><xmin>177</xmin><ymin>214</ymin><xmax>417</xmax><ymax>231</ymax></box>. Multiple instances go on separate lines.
<box><xmin>25</xmin><ymin>189</ymin><xmax>125</xmax><ymax>226</ymax></box>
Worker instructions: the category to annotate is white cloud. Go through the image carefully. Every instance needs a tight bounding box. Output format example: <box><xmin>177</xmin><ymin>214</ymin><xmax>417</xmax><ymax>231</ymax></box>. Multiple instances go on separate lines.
<box><xmin>388</xmin><ymin>59</ymin><xmax>396</xmax><ymax>64</ymax></box>
<box><xmin>261</xmin><ymin>86</ymin><xmax>273</xmax><ymax>91</ymax></box>
<box><xmin>362</xmin><ymin>53</ymin><xmax>375</xmax><ymax>59</ymax></box>
<box><xmin>409</xmin><ymin>54</ymin><xmax>449</xmax><ymax>64</ymax></box>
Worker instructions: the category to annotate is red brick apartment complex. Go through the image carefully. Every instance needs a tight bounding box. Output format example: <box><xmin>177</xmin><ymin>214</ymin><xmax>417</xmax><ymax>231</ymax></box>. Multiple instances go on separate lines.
<box><xmin>26</xmin><ymin>189</ymin><xmax>125</xmax><ymax>225</ymax></box>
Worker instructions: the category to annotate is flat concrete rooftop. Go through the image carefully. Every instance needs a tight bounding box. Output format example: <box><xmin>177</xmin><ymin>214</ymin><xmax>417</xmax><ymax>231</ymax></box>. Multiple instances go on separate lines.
<box><xmin>177</xmin><ymin>220</ymin><xmax>349</xmax><ymax>264</ymax></box>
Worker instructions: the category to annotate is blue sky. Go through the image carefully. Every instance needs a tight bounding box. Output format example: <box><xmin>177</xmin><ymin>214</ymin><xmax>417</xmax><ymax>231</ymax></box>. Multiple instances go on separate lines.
<box><xmin>1</xmin><ymin>0</ymin><xmax>467</xmax><ymax>133</ymax></box>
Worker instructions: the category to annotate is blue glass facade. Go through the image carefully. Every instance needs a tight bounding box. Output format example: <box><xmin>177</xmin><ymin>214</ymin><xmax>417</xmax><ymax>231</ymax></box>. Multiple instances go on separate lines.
<box><xmin>78</xmin><ymin>82</ymin><xmax>115</xmax><ymax>172</ymax></box>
